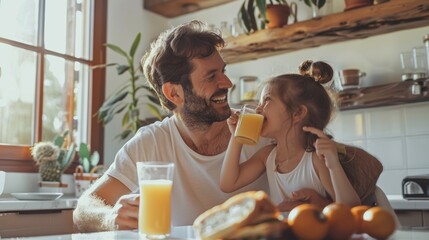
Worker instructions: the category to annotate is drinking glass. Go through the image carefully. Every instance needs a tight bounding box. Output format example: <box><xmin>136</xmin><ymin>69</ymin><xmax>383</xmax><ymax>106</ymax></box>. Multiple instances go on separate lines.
<box><xmin>234</xmin><ymin>104</ymin><xmax>264</xmax><ymax>145</ymax></box>
<box><xmin>137</xmin><ymin>162</ymin><xmax>174</xmax><ymax>239</ymax></box>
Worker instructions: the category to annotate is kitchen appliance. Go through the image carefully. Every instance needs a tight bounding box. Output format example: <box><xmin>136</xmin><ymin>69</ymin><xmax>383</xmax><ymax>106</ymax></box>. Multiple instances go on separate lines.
<box><xmin>402</xmin><ymin>174</ymin><xmax>429</xmax><ymax>199</ymax></box>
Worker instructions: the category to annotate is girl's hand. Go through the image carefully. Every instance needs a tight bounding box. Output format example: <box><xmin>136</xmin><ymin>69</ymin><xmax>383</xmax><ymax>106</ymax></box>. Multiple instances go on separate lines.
<box><xmin>302</xmin><ymin>126</ymin><xmax>340</xmax><ymax>170</ymax></box>
<box><xmin>227</xmin><ymin>109</ymin><xmax>240</xmax><ymax>133</ymax></box>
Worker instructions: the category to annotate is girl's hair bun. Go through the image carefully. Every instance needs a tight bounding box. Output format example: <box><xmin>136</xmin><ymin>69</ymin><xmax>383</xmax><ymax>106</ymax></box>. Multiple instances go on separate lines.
<box><xmin>299</xmin><ymin>60</ymin><xmax>333</xmax><ymax>84</ymax></box>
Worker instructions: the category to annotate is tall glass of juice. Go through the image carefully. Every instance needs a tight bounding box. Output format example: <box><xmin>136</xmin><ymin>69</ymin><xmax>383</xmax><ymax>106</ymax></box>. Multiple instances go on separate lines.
<box><xmin>234</xmin><ymin>104</ymin><xmax>264</xmax><ymax>145</ymax></box>
<box><xmin>137</xmin><ymin>162</ymin><xmax>175</xmax><ymax>239</ymax></box>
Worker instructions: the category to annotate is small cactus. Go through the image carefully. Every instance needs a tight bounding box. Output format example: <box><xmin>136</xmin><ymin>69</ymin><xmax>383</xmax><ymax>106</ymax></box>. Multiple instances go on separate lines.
<box><xmin>31</xmin><ymin>131</ymin><xmax>76</xmax><ymax>182</ymax></box>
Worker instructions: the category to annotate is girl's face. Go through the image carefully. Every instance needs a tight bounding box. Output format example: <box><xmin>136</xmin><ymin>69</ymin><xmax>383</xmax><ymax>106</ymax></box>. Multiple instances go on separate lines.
<box><xmin>257</xmin><ymin>84</ymin><xmax>292</xmax><ymax>139</ymax></box>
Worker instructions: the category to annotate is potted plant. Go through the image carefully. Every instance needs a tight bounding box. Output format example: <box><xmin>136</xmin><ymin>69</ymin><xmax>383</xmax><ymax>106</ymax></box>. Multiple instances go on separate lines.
<box><xmin>31</xmin><ymin>130</ymin><xmax>75</xmax><ymax>192</ymax></box>
<box><xmin>95</xmin><ymin>32</ymin><xmax>165</xmax><ymax>140</ymax></box>
<box><xmin>73</xmin><ymin>142</ymin><xmax>104</xmax><ymax>197</ymax></box>
<box><xmin>238</xmin><ymin>0</ymin><xmax>297</xmax><ymax>33</ymax></box>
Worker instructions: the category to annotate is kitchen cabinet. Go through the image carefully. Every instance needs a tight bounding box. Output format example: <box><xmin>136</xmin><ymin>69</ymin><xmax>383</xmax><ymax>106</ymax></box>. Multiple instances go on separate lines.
<box><xmin>0</xmin><ymin>209</ymin><xmax>76</xmax><ymax>238</ymax></box>
<box><xmin>222</xmin><ymin>0</ymin><xmax>429</xmax><ymax>64</ymax></box>
<box><xmin>395</xmin><ymin>210</ymin><xmax>429</xmax><ymax>228</ymax></box>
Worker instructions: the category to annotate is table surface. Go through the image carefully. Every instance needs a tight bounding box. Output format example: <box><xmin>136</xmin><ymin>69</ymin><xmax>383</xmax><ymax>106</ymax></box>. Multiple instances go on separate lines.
<box><xmin>3</xmin><ymin>226</ymin><xmax>429</xmax><ymax>240</ymax></box>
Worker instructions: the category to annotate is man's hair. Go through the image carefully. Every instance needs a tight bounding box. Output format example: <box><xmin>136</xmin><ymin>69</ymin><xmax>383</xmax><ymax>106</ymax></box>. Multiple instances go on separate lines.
<box><xmin>142</xmin><ymin>20</ymin><xmax>225</xmax><ymax>111</ymax></box>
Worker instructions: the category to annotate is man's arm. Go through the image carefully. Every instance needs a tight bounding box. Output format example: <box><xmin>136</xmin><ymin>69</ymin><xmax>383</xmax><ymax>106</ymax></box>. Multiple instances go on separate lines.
<box><xmin>73</xmin><ymin>174</ymin><xmax>138</xmax><ymax>232</ymax></box>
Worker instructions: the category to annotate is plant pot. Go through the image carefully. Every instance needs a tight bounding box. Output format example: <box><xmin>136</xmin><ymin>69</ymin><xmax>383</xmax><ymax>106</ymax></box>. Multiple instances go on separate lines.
<box><xmin>38</xmin><ymin>181</ymin><xmax>68</xmax><ymax>193</ymax></box>
<box><xmin>344</xmin><ymin>0</ymin><xmax>374</xmax><ymax>11</ymax></box>
<box><xmin>266</xmin><ymin>3</ymin><xmax>297</xmax><ymax>29</ymax></box>
<box><xmin>73</xmin><ymin>165</ymin><xmax>103</xmax><ymax>197</ymax></box>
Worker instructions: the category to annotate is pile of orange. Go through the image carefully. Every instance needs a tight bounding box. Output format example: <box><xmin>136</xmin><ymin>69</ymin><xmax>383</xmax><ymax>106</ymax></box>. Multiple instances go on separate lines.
<box><xmin>287</xmin><ymin>203</ymin><xmax>396</xmax><ymax>240</ymax></box>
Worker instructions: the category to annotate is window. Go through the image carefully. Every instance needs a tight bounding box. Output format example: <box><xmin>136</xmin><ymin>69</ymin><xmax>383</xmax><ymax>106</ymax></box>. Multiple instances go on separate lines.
<box><xmin>0</xmin><ymin>0</ymin><xmax>106</xmax><ymax>172</ymax></box>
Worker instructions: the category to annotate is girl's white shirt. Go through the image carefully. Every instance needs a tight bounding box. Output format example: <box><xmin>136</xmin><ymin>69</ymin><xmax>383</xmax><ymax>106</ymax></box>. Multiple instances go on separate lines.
<box><xmin>266</xmin><ymin>147</ymin><xmax>327</xmax><ymax>205</ymax></box>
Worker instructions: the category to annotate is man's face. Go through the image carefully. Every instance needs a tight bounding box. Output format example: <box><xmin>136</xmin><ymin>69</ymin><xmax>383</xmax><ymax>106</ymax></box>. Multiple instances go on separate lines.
<box><xmin>182</xmin><ymin>51</ymin><xmax>233</xmax><ymax>126</ymax></box>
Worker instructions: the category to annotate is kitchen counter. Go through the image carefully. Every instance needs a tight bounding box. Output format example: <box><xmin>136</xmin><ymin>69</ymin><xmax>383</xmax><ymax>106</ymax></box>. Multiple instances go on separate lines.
<box><xmin>388</xmin><ymin>195</ymin><xmax>429</xmax><ymax>210</ymax></box>
<box><xmin>0</xmin><ymin>194</ymin><xmax>426</xmax><ymax>212</ymax></box>
<box><xmin>0</xmin><ymin>194</ymin><xmax>77</xmax><ymax>212</ymax></box>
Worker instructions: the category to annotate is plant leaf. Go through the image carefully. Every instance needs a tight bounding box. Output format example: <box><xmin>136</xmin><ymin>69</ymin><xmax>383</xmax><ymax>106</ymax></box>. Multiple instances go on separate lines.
<box><xmin>79</xmin><ymin>143</ymin><xmax>90</xmax><ymax>159</ymax></box>
<box><xmin>82</xmin><ymin>157</ymin><xmax>90</xmax><ymax>173</ymax></box>
<box><xmin>146</xmin><ymin>103</ymin><xmax>163</xmax><ymax>120</ymax></box>
<box><xmin>116</xmin><ymin>65</ymin><xmax>129</xmax><ymax>75</ymax></box>
<box><xmin>90</xmin><ymin>151</ymin><xmax>100</xmax><ymax>168</ymax></box>
<box><xmin>91</xmin><ymin>63</ymin><xmax>117</xmax><ymax>70</ymax></box>
<box><xmin>303</xmin><ymin>0</ymin><xmax>311</xmax><ymax>7</ymax></box>
<box><xmin>106</xmin><ymin>43</ymin><xmax>128</xmax><ymax>59</ymax></box>
<box><xmin>129</xmin><ymin>32</ymin><xmax>141</xmax><ymax>58</ymax></box>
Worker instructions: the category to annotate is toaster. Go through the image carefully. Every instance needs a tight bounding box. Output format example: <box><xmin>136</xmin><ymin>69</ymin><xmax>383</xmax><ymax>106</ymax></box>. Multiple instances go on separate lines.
<box><xmin>402</xmin><ymin>174</ymin><xmax>429</xmax><ymax>199</ymax></box>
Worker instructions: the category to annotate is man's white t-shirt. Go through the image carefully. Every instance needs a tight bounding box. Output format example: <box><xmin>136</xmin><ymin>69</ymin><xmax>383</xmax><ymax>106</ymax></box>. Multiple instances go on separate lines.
<box><xmin>105</xmin><ymin>116</ymin><xmax>269</xmax><ymax>226</ymax></box>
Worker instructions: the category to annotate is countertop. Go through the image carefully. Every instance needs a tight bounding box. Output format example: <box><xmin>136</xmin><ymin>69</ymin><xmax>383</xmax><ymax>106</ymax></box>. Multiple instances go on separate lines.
<box><xmin>0</xmin><ymin>194</ymin><xmax>427</xmax><ymax>212</ymax></box>
<box><xmin>0</xmin><ymin>194</ymin><xmax>77</xmax><ymax>212</ymax></box>
<box><xmin>387</xmin><ymin>195</ymin><xmax>429</xmax><ymax>210</ymax></box>
<box><xmin>3</xmin><ymin>226</ymin><xmax>429</xmax><ymax>240</ymax></box>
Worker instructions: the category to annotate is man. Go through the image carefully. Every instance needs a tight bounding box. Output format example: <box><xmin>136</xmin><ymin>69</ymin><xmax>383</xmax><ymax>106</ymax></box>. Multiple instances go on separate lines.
<box><xmin>73</xmin><ymin>20</ymin><xmax>326</xmax><ymax>232</ymax></box>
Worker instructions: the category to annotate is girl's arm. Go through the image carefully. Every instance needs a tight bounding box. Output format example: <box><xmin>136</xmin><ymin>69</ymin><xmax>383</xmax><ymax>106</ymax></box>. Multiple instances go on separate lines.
<box><xmin>304</xmin><ymin>126</ymin><xmax>361</xmax><ymax>207</ymax></box>
<box><xmin>220</xmin><ymin>111</ymin><xmax>271</xmax><ymax>193</ymax></box>
<box><xmin>220</xmin><ymin>138</ymin><xmax>273</xmax><ymax>193</ymax></box>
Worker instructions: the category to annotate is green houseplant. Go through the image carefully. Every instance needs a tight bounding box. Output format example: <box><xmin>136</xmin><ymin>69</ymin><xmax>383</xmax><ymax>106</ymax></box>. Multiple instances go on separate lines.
<box><xmin>238</xmin><ymin>0</ymin><xmax>297</xmax><ymax>33</ymax></box>
<box><xmin>74</xmin><ymin>142</ymin><xmax>103</xmax><ymax>197</ymax></box>
<box><xmin>95</xmin><ymin>32</ymin><xmax>163</xmax><ymax>140</ymax></box>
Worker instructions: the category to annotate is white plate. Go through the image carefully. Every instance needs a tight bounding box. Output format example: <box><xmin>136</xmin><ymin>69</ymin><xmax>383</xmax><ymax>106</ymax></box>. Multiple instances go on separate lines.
<box><xmin>11</xmin><ymin>193</ymin><xmax>63</xmax><ymax>201</ymax></box>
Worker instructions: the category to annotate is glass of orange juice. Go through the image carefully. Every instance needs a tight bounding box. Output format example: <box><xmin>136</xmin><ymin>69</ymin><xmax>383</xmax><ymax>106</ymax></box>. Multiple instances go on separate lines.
<box><xmin>137</xmin><ymin>162</ymin><xmax>174</xmax><ymax>239</ymax></box>
<box><xmin>234</xmin><ymin>104</ymin><xmax>264</xmax><ymax>145</ymax></box>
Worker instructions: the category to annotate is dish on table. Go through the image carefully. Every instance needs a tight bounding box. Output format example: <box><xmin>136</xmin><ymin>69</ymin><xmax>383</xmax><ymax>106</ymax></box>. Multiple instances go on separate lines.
<box><xmin>11</xmin><ymin>192</ymin><xmax>63</xmax><ymax>200</ymax></box>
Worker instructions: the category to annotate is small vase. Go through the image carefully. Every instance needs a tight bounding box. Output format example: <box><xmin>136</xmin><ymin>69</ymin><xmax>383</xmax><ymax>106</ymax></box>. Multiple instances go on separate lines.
<box><xmin>311</xmin><ymin>0</ymin><xmax>333</xmax><ymax>18</ymax></box>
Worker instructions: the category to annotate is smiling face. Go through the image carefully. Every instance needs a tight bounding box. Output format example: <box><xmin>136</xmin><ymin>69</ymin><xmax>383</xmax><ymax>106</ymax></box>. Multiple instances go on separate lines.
<box><xmin>181</xmin><ymin>51</ymin><xmax>233</xmax><ymax>127</ymax></box>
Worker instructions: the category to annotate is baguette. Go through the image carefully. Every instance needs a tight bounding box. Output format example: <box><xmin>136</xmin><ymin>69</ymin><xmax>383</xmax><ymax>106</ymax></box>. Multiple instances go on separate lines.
<box><xmin>193</xmin><ymin>191</ymin><xmax>282</xmax><ymax>240</ymax></box>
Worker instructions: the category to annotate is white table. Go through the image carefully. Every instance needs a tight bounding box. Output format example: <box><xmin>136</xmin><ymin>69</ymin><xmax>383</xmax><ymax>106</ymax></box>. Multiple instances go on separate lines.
<box><xmin>4</xmin><ymin>226</ymin><xmax>429</xmax><ymax>240</ymax></box>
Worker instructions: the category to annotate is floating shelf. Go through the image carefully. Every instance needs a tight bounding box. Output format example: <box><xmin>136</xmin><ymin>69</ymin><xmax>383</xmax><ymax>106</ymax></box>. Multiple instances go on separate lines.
<box><xmin>222</xmin><ymin>0</ymin><xmax>429</xmax><ymax>64</ymax></box>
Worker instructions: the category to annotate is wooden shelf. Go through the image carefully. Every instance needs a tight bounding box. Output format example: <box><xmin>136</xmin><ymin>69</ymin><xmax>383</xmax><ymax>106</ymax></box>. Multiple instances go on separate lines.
<box><xmin>222</xmin><ymin>0</ymin><xmax>429</xmax><ymax>64</ymax></box>
<box><xmin>338</xmin><ymin>79</ymin><xmax>429</xmax><ymax>111</ymax></box>
<box><xmin>144</xmin><ymin>0</ymin><xmax>234</xmax><ymax>18</ymax></box>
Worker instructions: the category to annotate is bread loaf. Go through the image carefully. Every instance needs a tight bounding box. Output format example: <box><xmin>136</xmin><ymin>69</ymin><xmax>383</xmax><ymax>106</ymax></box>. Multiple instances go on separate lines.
<box><xmin>193</xmin><ymin>191</ymin><xmax>282</xmax><ymax>240</ymax></box>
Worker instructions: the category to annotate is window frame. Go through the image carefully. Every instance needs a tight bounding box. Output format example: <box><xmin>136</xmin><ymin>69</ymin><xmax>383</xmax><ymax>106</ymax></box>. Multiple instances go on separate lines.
<box><xmin>0</xmin><ymin>0</ymin><xmax>106</xmax><ymax>173</ymax></box>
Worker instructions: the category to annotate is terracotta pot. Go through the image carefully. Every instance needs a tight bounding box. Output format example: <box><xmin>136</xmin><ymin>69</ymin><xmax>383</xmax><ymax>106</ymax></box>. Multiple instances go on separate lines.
<box><xmin>344</xmin><ymin>0</ymin><xmax>374</xmax><ymax>11</ymax></box>
<box><xmin>266</xmin><ymin>3</ymin><xmax>297</xmax><ymax>29</ymax></box>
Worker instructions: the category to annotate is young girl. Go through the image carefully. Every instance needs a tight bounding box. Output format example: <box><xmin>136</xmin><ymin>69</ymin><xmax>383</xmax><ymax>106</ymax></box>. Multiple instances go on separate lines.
<box><xmin>220</xmin><ymin>60</ymin><xmax>361</xmax><ymax>210</ymax></box>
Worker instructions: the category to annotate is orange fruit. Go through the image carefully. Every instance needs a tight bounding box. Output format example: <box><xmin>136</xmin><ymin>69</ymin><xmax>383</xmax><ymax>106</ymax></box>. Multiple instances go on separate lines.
<box><xmin>288</xmin><ymin>203</ymin><xmax>328</xmax><ymax>240</ymax></box>
<box><xmin>351</xmin><ymin>205</ymin><xmax>370</xmax><ymax>234</ymax></box>
<box><xmin>322</xmin><ymin>203</ymin><xmax>356</xmax><ymax>240</ymax></box>
<box><xmin>362</xmin><ymin>206</ymin><xmax>396</xmax><ymax>239</ymax></box>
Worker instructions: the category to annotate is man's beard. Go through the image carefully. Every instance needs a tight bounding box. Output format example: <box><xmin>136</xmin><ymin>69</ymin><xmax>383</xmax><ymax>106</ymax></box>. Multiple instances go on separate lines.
<box><xmin>182</xmin><ymin>87</ymin><xmax>231</xmax><ymax>128</ymax></box>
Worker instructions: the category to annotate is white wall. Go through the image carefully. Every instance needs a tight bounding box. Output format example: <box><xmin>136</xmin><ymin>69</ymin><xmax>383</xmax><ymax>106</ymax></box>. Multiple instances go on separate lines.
<box><xmin>104</xmin><ymin>0</ymin><xmax>429</xmax><ymax>194</ymax></box>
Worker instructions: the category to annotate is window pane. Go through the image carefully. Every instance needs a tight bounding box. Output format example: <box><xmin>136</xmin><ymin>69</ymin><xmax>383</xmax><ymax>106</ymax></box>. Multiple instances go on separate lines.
<box><xmin>0</xmin><ymin>0</ymin><xmax>39</xmax><ymax>45</ymax></box>
<box><xmin>42</xmin><ymin>55</ymin><xmax>77</xmax><ymax>142</ymax></box>
<box><xmin>45</xmin><ymin>0</ymin><xmax>92</xmax><ymax>59</ymax></box>
<box><xmin>0</xmin><ymin>43</ymin><xmax>37</xmax><ymax>145</ymax></box>
<box><xmin>42</xmin><ymin>57</ymin><xmax>90</xmax><ymax>144</ymax></box>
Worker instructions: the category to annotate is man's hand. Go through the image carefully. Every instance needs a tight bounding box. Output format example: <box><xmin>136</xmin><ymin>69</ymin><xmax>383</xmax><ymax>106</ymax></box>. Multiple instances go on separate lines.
<box><xmin>113</xmin><ymin>193</ymin><xmax>140</xmax><ymax>230</ymax></box>
<box><xmin>277</xmin><ymin>188</ymin><xmax>332</xmax><ymax>212</ymax></box>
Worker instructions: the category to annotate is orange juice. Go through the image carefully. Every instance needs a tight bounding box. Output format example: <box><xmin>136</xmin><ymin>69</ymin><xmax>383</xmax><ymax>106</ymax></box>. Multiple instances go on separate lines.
<box><xmin>139</xmin><ymin>179</ymin><xmax>172</xmax><ymax>236</ymax></box>
<box><xmin>235</xmin><ymin>113</ymin><xmax>264</xmax><ymax>145</ymax></box>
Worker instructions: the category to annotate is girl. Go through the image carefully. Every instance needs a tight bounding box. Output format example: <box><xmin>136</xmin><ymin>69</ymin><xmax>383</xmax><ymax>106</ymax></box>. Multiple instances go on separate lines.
<box><xmin>220</xmin><ymin>60</ymin><xmax>360</xmax><ymax>210</ymax></box>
